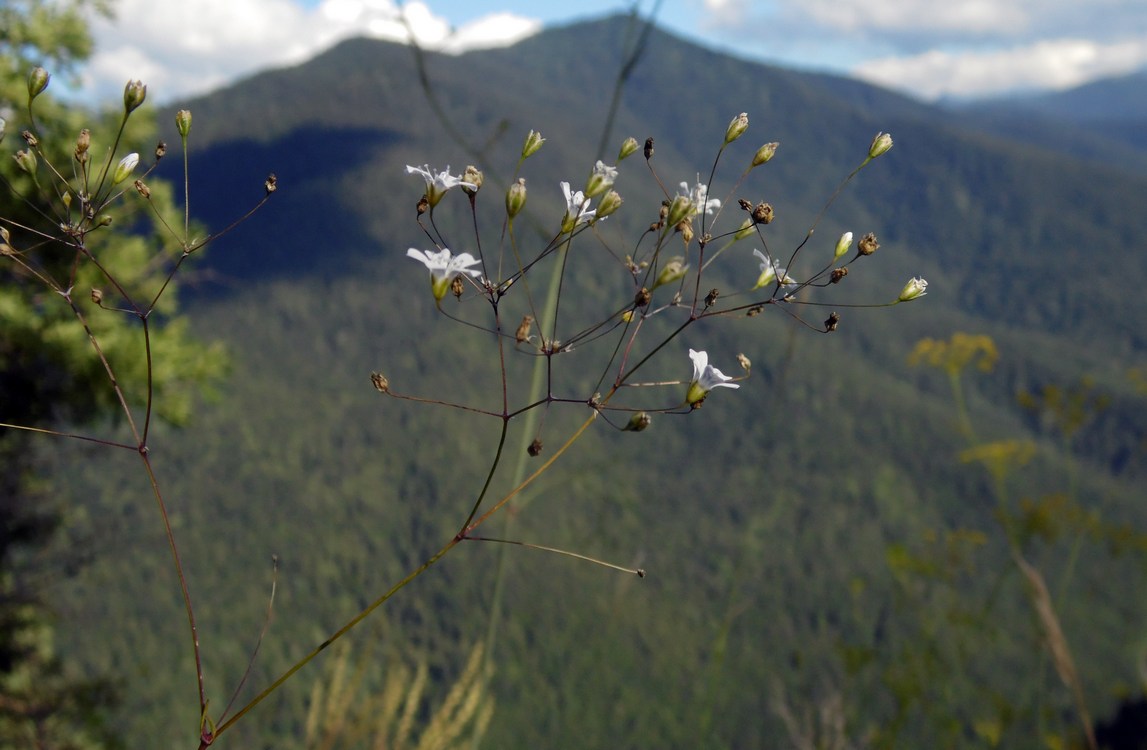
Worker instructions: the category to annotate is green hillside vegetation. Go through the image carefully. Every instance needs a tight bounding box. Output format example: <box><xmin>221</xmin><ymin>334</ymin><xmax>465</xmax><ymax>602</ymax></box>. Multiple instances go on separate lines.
<box><xmin>25</xmin><ymin>14</ymin><xmax>1147</xmax><ymax>748</ymax></box>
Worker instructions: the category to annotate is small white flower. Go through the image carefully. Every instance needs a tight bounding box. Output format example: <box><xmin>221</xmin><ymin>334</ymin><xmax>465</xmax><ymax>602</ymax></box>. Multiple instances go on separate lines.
<box><xmin>407</xmin><ymin>247</ymin><xmax>482</xmax><ymax>301</ymax></box>
<box><xmin>405</xmin><ymin>164</ymin><xmax>477</xmax><ymax>207</ymax></box>
<box><xmin>752</xmin><ymin>248</ymin><xmax>796</xmax><ymax>291</ymax></box>
<box><xmin>678</xmin><ymin>178</ymin><xmax>720</xmax><ymax>216</ymax></box>
<box><xmin>898</xmin><ymin>276</ymin><xmax>928</xmax><ymax>302</ymax></box>
<box><xmin>560</xmin><ymin>181</ymin><xmax>595</xmax><ymax>232</ymax></box>
<box><xmin>686</xmin><ymin>348</ymin><xmax>740</xmax><ymax>405</ymax></box>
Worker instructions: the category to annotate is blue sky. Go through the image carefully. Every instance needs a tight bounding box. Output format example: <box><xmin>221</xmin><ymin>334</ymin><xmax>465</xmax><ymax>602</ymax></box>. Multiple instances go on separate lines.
<box><xmin>70</xmin><ymin>0</ymin><xmax>1147</xmax><ymax>106</ymax></box>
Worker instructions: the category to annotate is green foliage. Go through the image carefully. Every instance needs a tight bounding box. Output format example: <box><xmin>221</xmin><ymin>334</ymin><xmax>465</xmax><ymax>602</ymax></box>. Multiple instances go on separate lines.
<box><xmin>1</xmin><ymin>1</ymin><xmax>226</xmax><ymax>746</ymax></box>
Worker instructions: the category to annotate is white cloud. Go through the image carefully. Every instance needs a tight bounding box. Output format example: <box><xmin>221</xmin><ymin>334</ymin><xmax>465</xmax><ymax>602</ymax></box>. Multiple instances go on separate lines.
<box><xmin>853</xmin><ymin>36</ymin><xmax>1147</xmax><ymax>99</ymax></box>
<box><xmin>796</xmin><ymin>0</ymin><xmax>1028</xmax><ymax>35</ymax></box>
<box><xmin>74</xmin><ymin>0</ymin><xmax>540</xmax><ymax>104</ymax></box>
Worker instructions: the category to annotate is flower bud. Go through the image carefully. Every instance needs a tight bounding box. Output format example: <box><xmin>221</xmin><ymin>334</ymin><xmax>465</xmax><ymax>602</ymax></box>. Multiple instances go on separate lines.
<box><xmin>506</xmin><ymin>178</ymin><xmax>527</xmax><ymax>219</ymax></box>
<box><xmin>74</xmin><ymin>128</ymin><xmax>91</xmax><ymax>162</ymax></box>
<box><xmin>124</xmin><ymin>80</ymin><xmax>147</xmax><ymax>113</ymax></box>
<box><xmin>665</xmin><ymin>195</ymin><xmax>693</xmax><ymax>228</ymax></box>
<box><xmin>515</xmin><ymin>315</ymin><xmax>533</xmax><ymax>343</ymax></box>
<box><xmin>623</xmin><ymin>412</ymin><xmax>652</xmax><ymax>432</ymax></box>
<box><xmin>595</xmin><ymin>190</ymin><xmax>623</xmax><ymax>220</ymax></box>
<box><xmin>868</xmin><ymin>132</ymin><xmax>893</xmax><ymax>159</ymax></box>
<box><xmin>28</xmin><ymin>67</ymin><xmax>50</xmax><ymax>99</ymax></box>
<box><xmin>834</xmin><ymin>231</ymin><xmax>853</xmax><ymax>260</ymax></box>
<box><xmin>734</xmin><ymin>218</ymin><xmax>755</xmax><ymax>241</ymax></box>
<box><xmin>462</xmin><ymin>165</ymin><xmax>483</xmax><ymax>195</ymax></box>
<box><xmin>751</xmin><ymin>142</ymin><xmax>778</xmax><ymax>167</ymax></box>
<box><xmin>176</xmin><ymin>109</ymin><xmax>192</xmax><ymax>138</ymax></box>
<box><xmin>724</xmin><ymin>112</ymin><xmax>749</xmax><ymax>145</ymax></box>
<box><xmin>857</xmin><ymin>232</ymin><xmax>879</xmax><ymax>256</ymax></box>
<box><xmin>0</xmin><ymin>117</ymin><xmax>6</xmax><ymax>144</ymax></box>
<box><xmin>898</xmin><ymin>276</ymin><xmax>928</xmax><ymax>302</ymax></box>
<box><xmin>676</xmin><ymin>219</ymin><xmax>694</xmax><ymax>245</ymax></box>
<box><xmin>584</xmin><ymin>160</ymin><xmax>617</xmax><ymax>198</ymax></box>
<box><xmin>618</xmin><ymin>137</ymin><xmax>639</xmax><ymax>161</ymax></box>
<box><xmin>521</xmin><ymin>129</ymin><xmax>545</xmax><ymax>159</ymax></box>
<box><xmin>13</xmin><ymin>149</ymin><xmax>37</xmax><ymax>175</ymax></box>
<box><xmin>112</xmin><ymin>152</ymin><xmax>140</xmax><ymax>185</ymax></box>
<box><xmin>652</xmin><ymin>256</ymin><xmax>688</xmax><ymax>289</ymax></box>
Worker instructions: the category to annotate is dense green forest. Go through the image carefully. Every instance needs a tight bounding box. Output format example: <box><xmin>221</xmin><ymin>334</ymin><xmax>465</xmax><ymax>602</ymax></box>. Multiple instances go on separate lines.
<box><xmin>12</xmin><ymin>13</ymin><xmax>1147</xmax><ymax>749</ymax></box>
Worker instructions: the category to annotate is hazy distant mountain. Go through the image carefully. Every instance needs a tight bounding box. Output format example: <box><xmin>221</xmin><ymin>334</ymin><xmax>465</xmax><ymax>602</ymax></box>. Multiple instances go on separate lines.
<box><xmin>948</xmin><ymin>69</ymin><xmax>1147</xmax><ymax>173</ymax></box>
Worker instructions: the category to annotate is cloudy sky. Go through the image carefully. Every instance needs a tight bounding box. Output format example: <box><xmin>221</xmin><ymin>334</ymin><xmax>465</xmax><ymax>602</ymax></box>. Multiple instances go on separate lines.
<box><xmin>71</xmin><ymin>0</ymin><xmax>1147</xmax><ymax>105</ymax></box>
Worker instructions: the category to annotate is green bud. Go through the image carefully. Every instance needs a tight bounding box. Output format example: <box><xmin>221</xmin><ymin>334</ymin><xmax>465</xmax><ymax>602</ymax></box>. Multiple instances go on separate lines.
<box><xmin>665</xmin><ymin>195</ymin><xmax>693</xmax><ymax>228</ymax></box>
<box><xmin>652</xmin><ymin>256</ymin><xmax>688</xmax><ymax>290</ymax></box>
<box><xmin>724</xmin><ymin>112</ymin><xmax>749</xmax><ymax>145</ymax></box>
<box><xmin>584</xmin><ymin>160</ymin><xmax>617</xmax><ymax>199</ymax></box>
<box><xmin>751</xmin><ymin>142</ymin><xmax>778</xmax><ymax>167</ymax></box>
<box><xmin>521</xmin><ymin>130</ymin><xmax>545</xmax><ymax>159</ymax></box>
<box><xmin>623</xmin><ymin>412</ymin><xmax>652</xmax><ymax>432</ymax></box>
<box><xmin>734</xmin><ymin>218</ymin><xmax>755</xmax><ymax>241</ymax></box>
<box><xmin>618</xmin><ymin>137</ymin><xmax>640</xmax><ymax>161</ymax></box>
<box><xmin>28</xmin><ymin>67</ymin><xmax>50</xmax><ymax>100</ymax></box>
<box><xmin>594</xmin><ymin>190</ymin><xmax>623</xmax><ymax>220</ymax></box>
<box><xmin>112</xmin><ymin>152</ymin><xmax>140</xmax><ymax>184</ymax></box>
<box><xmin>898</xmin><ymin>276</ymin><xmax>928</xmax><ymax>302</ymax></box>
<box><xmin>834</xmin><ymin>231</ymin><xmax>853</xmax><ymax>260</ymax></box>
<box><xmin>506</xmin><ymin>178</ymin><xmax>527</xmax><ymax>219</ymax></box>
<box><xmin>124</xmin><ymin>80</ymin><xmax>147</xmax><ymax>113</ymax></box>
<box><xmin>868</xmin><ymin>132</ymin><xmax>893</xmax><ymax>159</ymax></box>
<box><xmin>176</xmin><ymin>109</ymin><xmax>192</xmax><ymax>138</ymax></box>
<box><xmin>13</xmin><ymin>149</ymin><xmax>37</xmax><ymax>175</ymax></box>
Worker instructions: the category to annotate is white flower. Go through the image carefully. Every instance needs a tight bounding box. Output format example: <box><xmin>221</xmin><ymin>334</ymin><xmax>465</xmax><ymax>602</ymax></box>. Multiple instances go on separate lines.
<box><xmin>752</xmin><ymin>248</ymin><xmax>796</xmax><ymax>291</ymax></box>
<box><xmin>898</xmin><ymin>276</ymin><xmax>928</xmax><ymax>302</ymax></box>
<box><xmin>686</xmin><ymin>348</ymin><xmax>740</xmax><ymax>405</ymax></box>
<box><xmin>405</xmin><ymin>164</ymin><xmax>477</xmax><ymax>207</ymax></box>
<box><xmin>560</xmin><ymin>181</ymin><xmax>595</xmax><ymax>232</ymax></box>
<box><xmin>407</xmin><ymin>247</ymin><xmax>482</xmax><ymax>301</ymax></box>
<box><xmin>678</xmin><ymin>178</ymin><xmax>720</xmax><ymax>216</ymax></box>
